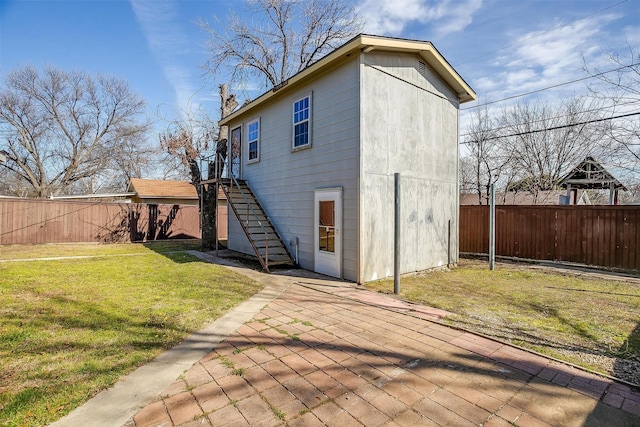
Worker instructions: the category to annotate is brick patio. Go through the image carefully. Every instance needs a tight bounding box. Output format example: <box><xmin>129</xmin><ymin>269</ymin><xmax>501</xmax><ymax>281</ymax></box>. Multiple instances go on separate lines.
<box><xmin>128</xmin><ymin>280</ymin><xmax>640</xmax><ymax>426</ymax></box>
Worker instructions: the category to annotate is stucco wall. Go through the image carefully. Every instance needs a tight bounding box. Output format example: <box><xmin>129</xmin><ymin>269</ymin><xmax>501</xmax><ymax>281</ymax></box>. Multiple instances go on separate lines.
<box><xmin>359</xmin><ymin>51</ymin><xmax>460</xmax><ymax>282</ymax></box>
<box><xmin>226</xmin><ymin>57</ymin><xmax>361</xmax><ymax>281</ymax></box>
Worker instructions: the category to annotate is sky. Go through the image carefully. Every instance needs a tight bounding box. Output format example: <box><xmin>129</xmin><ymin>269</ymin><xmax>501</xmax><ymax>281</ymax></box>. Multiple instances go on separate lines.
<box><xmin>1</xmin><ymin>0</ymin><xmax>639</xmax><ymax>141</ymax></box>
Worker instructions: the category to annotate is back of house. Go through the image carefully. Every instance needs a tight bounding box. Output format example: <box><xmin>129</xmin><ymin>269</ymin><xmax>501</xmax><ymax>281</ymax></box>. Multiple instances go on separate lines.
<box><xmin>219</xmin><ymin>34</ymin><xmax>476</xmax><ymax>283</ymax></box>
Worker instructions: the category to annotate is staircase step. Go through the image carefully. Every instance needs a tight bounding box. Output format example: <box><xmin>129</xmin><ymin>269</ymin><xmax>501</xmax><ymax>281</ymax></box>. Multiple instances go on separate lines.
<box><xmin>251</xmin><ymin>238</ymin><xmax>281</xmax><ymax>244</ymax></box>
<box><xmin>220</xmin><ymin>179</ymin><xmax>294</xmax><ymax>272</ymax></box>
<box><xmin>258</xmin><ymin>248</ymin><xmax>289</xmax><ymax>256</ymax></box>
<box><xmin>266</xmin><ymin>260</ymin><xmax>295</xmax><ymax>267</ymax></box>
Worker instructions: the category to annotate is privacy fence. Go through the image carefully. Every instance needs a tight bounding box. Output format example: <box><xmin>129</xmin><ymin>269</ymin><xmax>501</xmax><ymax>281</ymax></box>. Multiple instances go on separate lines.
<box><xmin>460</xmin><ymin>205</ymin><xmax>640</xmax><ymax>271</ymax></box>
<box><xmin>0</xmin><ymin>198</ymin><xmax>202</xmax><ymax>245</ymax></box>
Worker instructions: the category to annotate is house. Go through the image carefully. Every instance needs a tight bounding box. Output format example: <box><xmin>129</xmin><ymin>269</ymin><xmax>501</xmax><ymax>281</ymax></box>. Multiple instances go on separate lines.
<box><xmin>460</xmin><ymin>190</ymin><xmax>592</xmax><ymax>206</ymax></box>
<box><xmin>128</xmin><ymin>178</ymin><xmax>227</xmax><ymax>239</ymax></box>
<box><xmin>217</xmin><ymin>34</ymin><xmax>476</xmax><ymax>283</ymax></box>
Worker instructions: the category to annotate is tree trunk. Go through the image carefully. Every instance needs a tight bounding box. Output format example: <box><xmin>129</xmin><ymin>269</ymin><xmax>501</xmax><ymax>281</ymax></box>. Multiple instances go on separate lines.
<box><xmin>201</xmin><ymin>83</ymin><xmax>239</xmax><ymax>249</ymax></box>
<box><xmin>200</xmin><ymin>181</ymin><xmax>217</xmax><ymax>249</ymax></box>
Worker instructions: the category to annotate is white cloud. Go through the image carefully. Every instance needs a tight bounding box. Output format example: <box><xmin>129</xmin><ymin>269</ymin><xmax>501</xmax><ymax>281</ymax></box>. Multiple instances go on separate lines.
<box><xmin>475</xmin><ymin>13</ymin><xmax>621</xmax><ymax>103</ymax></box>
<box><xmin>130</xmin><ymin>0</ymin><xmax>201</xmax><ymax>116</ymax></box>
<box><xmin>356</xmin><ymin>0</ymin><xmax>482</xmax><ymax>37</ymax></box>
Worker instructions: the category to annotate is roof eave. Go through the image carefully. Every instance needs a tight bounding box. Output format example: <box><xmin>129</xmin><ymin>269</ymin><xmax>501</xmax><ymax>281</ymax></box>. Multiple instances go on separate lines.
<box><xmin>220</xmin><ymin>34</ymin><xmax>476</xmax><ymax>126</ymax></box>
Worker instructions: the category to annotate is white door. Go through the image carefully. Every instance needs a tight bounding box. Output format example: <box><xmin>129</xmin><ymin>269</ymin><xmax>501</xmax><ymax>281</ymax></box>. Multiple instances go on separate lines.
<box><xmin>314</xmin><ymin>188</ymin><xmax>342</xmax><ymax>278</ymax></box>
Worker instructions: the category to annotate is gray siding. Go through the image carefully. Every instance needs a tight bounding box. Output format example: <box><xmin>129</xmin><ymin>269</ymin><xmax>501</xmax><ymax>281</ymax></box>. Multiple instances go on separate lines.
<box><xmin>226</xmin><ymin>58</ymin><xmax>361</xmax><ymax>282</ymax></box>
<box><xmin>359</xmin><ymin>52</ymin><xmax>460</xmax><ymax>282</ymax></box>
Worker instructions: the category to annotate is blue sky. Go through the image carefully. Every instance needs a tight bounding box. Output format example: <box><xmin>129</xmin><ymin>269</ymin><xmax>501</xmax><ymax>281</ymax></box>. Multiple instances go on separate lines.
<box><xmin>1</xmin><ymin>0</ymin><xmax>639</xmax><ymax>136</ymax></box>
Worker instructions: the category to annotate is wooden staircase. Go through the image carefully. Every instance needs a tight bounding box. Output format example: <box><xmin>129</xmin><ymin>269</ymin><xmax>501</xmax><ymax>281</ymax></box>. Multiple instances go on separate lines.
<box><xmin>218</xmin><ymin>178</ymin><xmax>295</xmax><ymax>272</ymax></box>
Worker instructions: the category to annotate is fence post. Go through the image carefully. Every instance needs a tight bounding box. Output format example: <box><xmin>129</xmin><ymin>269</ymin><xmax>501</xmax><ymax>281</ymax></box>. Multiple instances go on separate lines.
<box><xmin>394</xmin><ymin>173</ymin><xmax>401</xmax><ymax>295</ymax></box>
<box><xmin>489</xmin><ymin>183</ymin><xmax>495</xmax><ymax>271</ymax></box>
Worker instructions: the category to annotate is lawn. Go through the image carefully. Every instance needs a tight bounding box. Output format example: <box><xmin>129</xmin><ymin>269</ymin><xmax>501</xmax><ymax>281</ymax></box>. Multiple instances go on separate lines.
<box><xmin>0</xmin><ymin>241</ymin><xmax>262</xmax><ymax>427</ymax></box>
<box><xmin>364</xmin><ymin>259</ymin><xmax>640</xmax><ymax>385</ymax></box>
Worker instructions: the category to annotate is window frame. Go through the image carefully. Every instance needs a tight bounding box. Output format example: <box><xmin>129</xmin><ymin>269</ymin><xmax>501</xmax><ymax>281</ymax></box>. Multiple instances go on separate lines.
<box><xmin>292</xmin><ymin>93</ymin><xmax>312</xmax><ymax>151</ymax></box>
<box><xmin>246</xmin><ymin>118</ymin><xmax>260</xmax><ymax>163</ymax></box>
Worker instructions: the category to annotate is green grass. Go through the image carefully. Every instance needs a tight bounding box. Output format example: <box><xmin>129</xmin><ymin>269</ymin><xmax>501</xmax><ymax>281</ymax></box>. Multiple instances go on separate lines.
<box><xmin>0</xmin><ymin>239</ymin><xmax>202</xmax><ymax>260</ymax></box>
<box><xmin>365</xmin><ymin>259</ymin><xmax>640</xmax><ymax>378</ymax></box>
<box><xmin>0</xmin><ymin>241</ymin><xmax>262</xmax><ymax>427</ymax></box>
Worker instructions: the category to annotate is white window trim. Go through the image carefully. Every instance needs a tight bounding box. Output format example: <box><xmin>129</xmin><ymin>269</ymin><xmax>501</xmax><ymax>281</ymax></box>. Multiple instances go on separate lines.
<box><xmin>292</xmin><ymin>92</ymin><xmax>312</xmax><ymax>151</ymax></box>
<box><xmin>247</xmin><ymin>118</ymin><xmax>260</xmax><ymax>164</ymax></box>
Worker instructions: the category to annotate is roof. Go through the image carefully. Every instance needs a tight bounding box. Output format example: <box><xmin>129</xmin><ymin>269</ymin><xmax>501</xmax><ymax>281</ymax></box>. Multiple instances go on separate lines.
<box><xmin>559</xmin><ymin>157</ymin><xmax>628</xmax><ymax>191</ymax></box>
<box><xmin>128</xmin><ymin>178</ymin><xmax>198</xmax><ymax>200</ymax></box>
<box><xmin>460</xmin><ymin>190</ymin><xmax>591</xmax><ymax>206</ymax></box>
<box><xmin>220</xmin><ymin>34</ymin><xmax>476</xmax><ymax>126</ymax></box>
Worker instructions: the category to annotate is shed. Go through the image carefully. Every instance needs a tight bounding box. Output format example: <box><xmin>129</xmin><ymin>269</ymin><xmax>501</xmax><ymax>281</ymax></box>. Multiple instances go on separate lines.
<box><xmin>128</xmin><ymin>178</ymin><xmax>199</xmax><ymax>205</ymax></box>
<box><xmin>214</xmin><ymin>34</ymin><xmax>476</xmax><ymax>282</ymax></box>
<box><xmin>128</xmin><ymin>178</ymin><xmax>228</xmax><ymax>239</ymax></box>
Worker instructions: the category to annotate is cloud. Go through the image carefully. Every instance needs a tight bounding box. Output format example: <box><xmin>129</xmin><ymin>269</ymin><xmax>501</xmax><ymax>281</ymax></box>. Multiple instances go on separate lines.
<box><xmin>474</xmin><ymin>13</ymin><xmax>621</xmax><ymax>102</ymax></box>
<box><xmin>130</xmin><ymin>0</ymin><xmax>201</xmax><ymax>116</ymax></box>
<box><xmin>356</xmin><ymin>0</ymin><xmax>482</xmax><ymax>37</ymax></box>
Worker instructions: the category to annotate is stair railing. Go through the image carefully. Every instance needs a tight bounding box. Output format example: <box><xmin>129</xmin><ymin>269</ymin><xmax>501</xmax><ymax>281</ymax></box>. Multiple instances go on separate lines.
<box><xmin>215</xmin><ymin>153</ymin><xmax>272</xmax><ymax>269</ymax></box>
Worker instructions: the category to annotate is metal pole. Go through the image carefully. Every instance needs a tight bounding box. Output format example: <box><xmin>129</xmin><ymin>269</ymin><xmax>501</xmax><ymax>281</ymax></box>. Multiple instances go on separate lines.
<box><xmin>394</xmin><ymin>173</ymin><xmax>400</xmax><ymax>294</ymax></box>
<box><xmin>447</xmin><ymin>219</ymin><xmax>451</xmax><ymax>267</ymax></box>
<box><xmin>215</xmin><ymin>180</ymin><xmax>219</xmax><ymax>256</ymax></box>
<box><xmin>489</xmin><ymin>183</ymin><xmax>495</xmax><ymax>271</ymax></box>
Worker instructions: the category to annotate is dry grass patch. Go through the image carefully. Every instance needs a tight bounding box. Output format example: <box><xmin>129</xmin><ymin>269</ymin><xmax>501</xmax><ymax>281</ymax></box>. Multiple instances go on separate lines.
<box><xmin>364</xmin><ymin>259</ymin><xmax>640</xmax><ymax>384</ymax></box>
<box><xmin>0</xmin><ymin>241</ymin><xmax>261</xmax><ymax>427</ymax></box>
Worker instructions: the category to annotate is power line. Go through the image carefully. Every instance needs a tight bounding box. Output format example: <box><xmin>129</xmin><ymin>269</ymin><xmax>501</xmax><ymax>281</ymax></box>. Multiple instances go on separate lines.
<box><xmin>461</xmin><ymin>61</ymin><xmax>640</xmax><ymax>111</ymax></box>
<box><xmin>460</xmin><ymin>111</ymin><xmax>640</xmax><ymax>145</ymax></box>
<box><xmin>454</xmin><ymin>0</ymin><xmax>628</xmax><ymax>68</ymax></box>
<box><xmin>460</xmin><ymin>99</ymin><xmax>640</xmax><ymax>138</ymax></box>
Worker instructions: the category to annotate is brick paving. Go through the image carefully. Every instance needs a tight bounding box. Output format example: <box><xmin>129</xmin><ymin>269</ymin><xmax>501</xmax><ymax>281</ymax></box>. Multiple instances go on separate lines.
<box><xmin>129</xmin><ymin>279</ymin><xmax>640</xmax><ymax>427</ymax></box>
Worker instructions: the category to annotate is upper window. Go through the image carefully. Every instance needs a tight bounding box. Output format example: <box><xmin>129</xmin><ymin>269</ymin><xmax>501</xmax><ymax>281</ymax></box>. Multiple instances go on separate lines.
<box><xmin>292</xmin><ymin>94</ymin><xmax>311</xmax><ymax>149</ymax></box>
<box><xmin>247</xmin><ymin>119</ymin><xmax>260</xmax><ymax>162</ymax></box>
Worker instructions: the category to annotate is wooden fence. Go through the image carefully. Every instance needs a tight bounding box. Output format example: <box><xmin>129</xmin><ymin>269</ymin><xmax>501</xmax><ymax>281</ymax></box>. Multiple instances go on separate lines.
<box><xmin>0</xmin><ymin>198</ymin><xmax>204</xmax><ymax>245</ymax></box>
<box><xmin>460</xmin><ymin>205</ymin><xmax>640</xmax><ymax>271</ymax></box>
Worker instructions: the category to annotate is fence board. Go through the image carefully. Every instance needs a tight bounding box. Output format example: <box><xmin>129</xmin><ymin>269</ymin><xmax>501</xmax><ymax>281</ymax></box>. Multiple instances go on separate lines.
<box><xmin>460</xmin><ymin>205</ymin><xmax>640</xmax><ymax>271</ymax></box>
<box><xmin>0</xmin><ymin>198</ymin><xmax>202</xmax><ymax>245</ymax></box>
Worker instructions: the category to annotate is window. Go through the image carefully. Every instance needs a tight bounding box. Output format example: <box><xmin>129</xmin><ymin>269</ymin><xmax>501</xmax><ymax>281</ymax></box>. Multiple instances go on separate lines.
<box><xmin>292</xmin><ymin>94</ymin><xmax>311</xmax><ymax>149</ymax></box>
<box><xmin>247</xmin><ymin>119</ymin><xmax>260</xmax><ymax>162</ymax></box>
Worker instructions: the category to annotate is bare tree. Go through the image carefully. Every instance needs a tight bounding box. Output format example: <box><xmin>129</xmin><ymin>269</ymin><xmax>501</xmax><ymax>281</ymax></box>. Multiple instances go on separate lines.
<box><xmin>461</xmin><ymin>105</ymin><xmax>515</xmax><ymax>204</ymax></box>
<box><xmin>0</xmin><ymin>66</ymin><xmax>149</xmax><ymax>197</ymax></box>
<box><xmin>159</xmin><ymin>107</ymin><xmax>217</xmax><ymax>187</ymax></box>
<box><xmin>496</xmin><ymin>97</ymin><xmax>606</xmax><ymax>202</ymax></box>
<box><xmin>159</xmin><ymin>86</ymin><xmax>238</xmax><ymax>249</ymax></box>
<box><xmin>584</xmin><ymin>43</ymin><xmax>640</xmax><ymax>174</ymax></box>
<box><xmin>199</xmin><ymin>0</ymin><xmax>361</xmax><ymax>89</ymax></box>
<box><xmin>462</xmin><ymin>96</ymin><xmax>609</xmax><ymax>204</ymax></box>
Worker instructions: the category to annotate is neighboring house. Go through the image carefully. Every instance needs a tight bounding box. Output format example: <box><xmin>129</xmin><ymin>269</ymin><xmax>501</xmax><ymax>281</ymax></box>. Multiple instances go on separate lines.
<box><xmin>128</xmin><ymin>178</ymin><xmax>228</xmax><ymax>239</ymax></box>
<box><xmin>218</xmin><ymin>34</ymin><xmax>476</xmax><ymax>283</ymax></box>
<box><xmin>460</xmin><ymin>190</ymin><xmax>592</xmax><ymax>206</ymax></box>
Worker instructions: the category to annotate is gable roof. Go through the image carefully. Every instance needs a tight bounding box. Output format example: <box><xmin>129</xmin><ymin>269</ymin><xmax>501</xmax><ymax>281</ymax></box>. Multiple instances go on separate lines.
<box><xmin>220</xmin><ymin>34</ymin><xmax>476</xmax><ymax>126</ymax></box>
<box><xmin>127</xmin><ymin>178</ymin><xmax>198</xmax><ymax>200</ymax></box>
<box><xmin>559</xmin><ymin>157</ymin><xmax>628</xmax><ymax>191</ymax></box>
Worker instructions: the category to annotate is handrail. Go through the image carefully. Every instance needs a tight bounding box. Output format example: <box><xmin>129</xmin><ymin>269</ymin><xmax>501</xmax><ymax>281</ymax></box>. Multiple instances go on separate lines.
<box><xmin>215</xmin><ymin>153</ymin><xmax>271</xmax><ymax>267</ymax></box>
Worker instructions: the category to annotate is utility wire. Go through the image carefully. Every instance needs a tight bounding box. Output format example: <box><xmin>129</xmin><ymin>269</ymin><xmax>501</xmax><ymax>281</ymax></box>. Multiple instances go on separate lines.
<box><xmin>461</xmin><ymin>61</ymin><xmax>640</xmax><ymax>111</ymax></box>
<box><xmin>460</xmin><ymin>111</ymin><xmax>640</xmax><ymax>144</ymax></box>
<box><xmin>460</xmin><ymin>99</ymin><xmax>640</xmax><ymax>138</ymax></box>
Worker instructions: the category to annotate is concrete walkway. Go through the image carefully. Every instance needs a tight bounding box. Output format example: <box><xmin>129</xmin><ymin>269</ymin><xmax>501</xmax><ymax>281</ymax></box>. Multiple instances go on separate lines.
<box><xmin>54</xmin><ymin>253</ymin><xmax>640</xmax><ymax>426</ymax></box>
